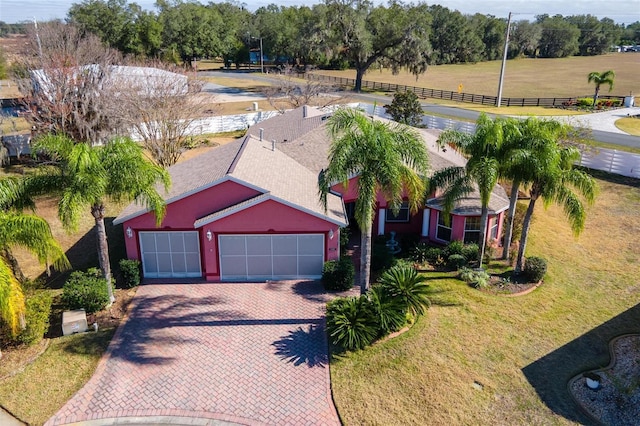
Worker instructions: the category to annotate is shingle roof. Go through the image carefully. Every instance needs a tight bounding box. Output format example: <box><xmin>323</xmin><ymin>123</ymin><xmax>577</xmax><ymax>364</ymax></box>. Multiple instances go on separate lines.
<box><xmin>113</xmin><ymin>139</ymin><xmax>244</xmax><ymax>224</ymax></box>
<box><xmin>114</xmin><ymin>134</ymin><xmax>346</xmax><ymax>226</ymax></box>
<box><xmin>229</xmin><ymin>135</ymin><xmax>346</xmax><ymax>225</ymax></box>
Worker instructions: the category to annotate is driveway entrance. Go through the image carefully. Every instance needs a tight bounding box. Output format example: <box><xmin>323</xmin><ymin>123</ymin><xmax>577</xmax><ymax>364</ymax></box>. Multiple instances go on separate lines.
<box><xmin>46</xmin><ymin>282</ymin><xmax>341</xmax><ymax>426</ymax></box>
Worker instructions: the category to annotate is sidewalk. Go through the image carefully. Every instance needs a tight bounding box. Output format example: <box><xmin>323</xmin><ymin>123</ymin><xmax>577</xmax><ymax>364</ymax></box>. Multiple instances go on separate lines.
<box><xmin>0</xmin><ymin>407</ymin><xmax>25</xmax><ymax>426</ymax></box>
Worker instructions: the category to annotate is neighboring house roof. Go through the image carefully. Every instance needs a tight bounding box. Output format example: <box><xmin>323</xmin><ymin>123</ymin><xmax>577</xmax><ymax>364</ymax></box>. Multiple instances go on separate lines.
<box><xmin>114</xmin><ymin>135</ymin><xmax>346</xmax><ymax>227</ymax></box>
<box><xmin>246</xmin><ymin>105</ymin><xmax>330</xmax><ymax>145</ymax></box>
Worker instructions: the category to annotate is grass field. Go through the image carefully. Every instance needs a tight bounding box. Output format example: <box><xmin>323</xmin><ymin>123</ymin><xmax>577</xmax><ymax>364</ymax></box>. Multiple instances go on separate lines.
<box><xmin>615</xmin><ymin>116</ymin><xmax>640</xmax><ymax>136</ymax></box>
<box><xmin>314</xmin><ymin>53</ymin><xmax>640</xmax><ymax>99</ymax></box>
<box><xmin>331</xmin><ymin>171</ymin><xmax>640</xmax><ymax>425</ymax></box>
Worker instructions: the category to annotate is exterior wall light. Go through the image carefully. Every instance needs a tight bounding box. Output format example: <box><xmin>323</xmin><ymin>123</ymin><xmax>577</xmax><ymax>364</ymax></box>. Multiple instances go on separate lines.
<box><xmin>329</xmin><ymin>229</ymin><xmax>334</xmax><ymax>240</ymax></box>
<box><xmin>126</xmin><ymin>227</ymin><xmax>133</xmax><ymax>239</ymax></box>
<box><xmin>206</xmin><ymin>230</ymin><xmax>212</xmax><ymax>241</ymax></box>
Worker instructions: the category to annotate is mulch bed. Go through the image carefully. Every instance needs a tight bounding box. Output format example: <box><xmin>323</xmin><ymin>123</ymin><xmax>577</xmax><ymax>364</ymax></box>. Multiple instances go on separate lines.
<box><xmin>482</xmin><ymin>276</ymin><xmax>542</xmax><ymax>296</ymax></box>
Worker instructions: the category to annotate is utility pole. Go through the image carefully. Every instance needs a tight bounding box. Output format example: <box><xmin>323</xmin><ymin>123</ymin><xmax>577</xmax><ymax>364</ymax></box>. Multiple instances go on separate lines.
<box><xmin>34</xmin><ymin>17</ymin><xmax>43</xmax><ymax>60</ymax></box>
<box><xmin>259</xmin><ymin>37</ymin><xmax>264</xmax><ymax>74</ymax></box>
<box><xmin>496</xmin><ymin>12</ymin><xmax>512</xmax><ymax>108</ymax></box>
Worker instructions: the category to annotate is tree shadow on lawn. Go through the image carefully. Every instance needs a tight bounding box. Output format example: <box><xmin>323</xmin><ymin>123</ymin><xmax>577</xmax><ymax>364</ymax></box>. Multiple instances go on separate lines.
<box><xmin>522</xmin><ymin>302</ymin><xmax>640</xmax><ymax>425</ymax></box>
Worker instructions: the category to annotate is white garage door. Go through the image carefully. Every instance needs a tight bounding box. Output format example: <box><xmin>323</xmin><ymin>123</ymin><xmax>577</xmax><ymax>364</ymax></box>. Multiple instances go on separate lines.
<box><xmin>219</xmin><ymin>234</ymin><xmax>324</xmax><ymax>281</ymax></box>
<box><xmin>139</xmin><ymin>231</ymin><xmax>202</xmax><ymax>278</ymax></box>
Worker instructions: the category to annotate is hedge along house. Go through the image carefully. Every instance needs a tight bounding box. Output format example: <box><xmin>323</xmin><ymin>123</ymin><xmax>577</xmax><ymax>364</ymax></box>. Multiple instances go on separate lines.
<box><xmin>113</xmin><ymin>132</ymin><xmax>346</xmax><ymax>281</ymax></box>
<box><xmin>247</xmin><ymin>106</ymin><xmax>510</xmax><ymax>247</ymax></box>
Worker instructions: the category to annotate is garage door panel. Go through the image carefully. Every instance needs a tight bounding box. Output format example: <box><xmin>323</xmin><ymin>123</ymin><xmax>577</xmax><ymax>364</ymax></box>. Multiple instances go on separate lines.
<box><xmin>299</xmin><ymin>256</ymin><xmax>324</xmax><ymax>276</ymax></box>
<box><xmin>172</xmin><ymin>253</ymin><xmax>187</xmax><ymax>273</ymax></box>
<box><xmin>156</xmin><ymin>233</ymin><xmax>170</xmax><ymax>251</ymax></box>
<box><xmin>220</xmin><ymin>235</ymin><xmax>246</xmax><ymax>255</ymax></box>
<box><xmin>157</xmin><ymin>253</ymin><xmax>172</xmax><ymax>273</ymax></box>
<box><xmin>140</xmin><ymin>233</ymin><xmax>155</xmax><ymax>251</ymax></box>
<box><xmin>170</xmin><ymin>233</ymin><xmax>185</xmax><ymax>252</ymax></box>
<box><xmin>247</xmin><ymin>236</ymin><xmax>272</xmax><ymax>255</ymax></box>
<box><xmin>273</xmin><ymin>255</ymin><xmax>297</xmax><ymax>276</ymax></box>
<box><xmin>247</xmin><ymin>255</ymin><xmax>272</xmax><ymax>276</ymax></box>
<box><xmin>143</xmin><ymin>252</ymin><xmax>158</xmax><ymax>273</ymax></box>
<box><xmin>185</xmin><ymin>254</ymin><xmax>201</xmax><ymax>273</ymax></box>
<box><xmin>273</xmin><ymin>235</ymin><xmax>297</xmax><ymax>255</ymax></box>
<box><xmin>298</xmin><ymin>235</ymin><xmax>323</xmax><ymax>255</ymax></box>
<box><xmin>220</xmin><ymin>234</ymin><xmax>324</xmax><ymax>280</ymax></box>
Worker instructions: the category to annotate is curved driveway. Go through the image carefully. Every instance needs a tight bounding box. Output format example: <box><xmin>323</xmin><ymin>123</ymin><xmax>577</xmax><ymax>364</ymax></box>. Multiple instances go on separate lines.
<box><xmin>46</xmin><ymin>282</ymin><xmax>341</xmax><ymax>426</ymax></box>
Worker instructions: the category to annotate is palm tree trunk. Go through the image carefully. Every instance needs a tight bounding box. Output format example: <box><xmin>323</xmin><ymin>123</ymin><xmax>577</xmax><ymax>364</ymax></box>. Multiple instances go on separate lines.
<box><xmin>515</xmin><ymin>195</ymin><xmax>538</xmax><ymax>273</ymax></box>
<box><xmin>92</xmin><ymin>203</ymin><xmax>114</xmax><ymax>304</ymax></box>
<box><xmin>593</xmin><ymin>86</ymin><xmax>600</xmax><ymax>109</ymax></box>
<box><xmin>1</xmin><ymin>248</ymin><xmax>26</xmax><ymax>283</ymax></box>
<box><xmin>501</xmin><ymin>179</ymin><xmax>520</xmax><ymax>260</ymax></box>
<box><xmin>478</xmin><ymin>207</ymin><xmax>489</xmax><ymax>269</ymax></box>
<box><xmin>360</xmin><ymin>223</ymin><xmax>373</xmax><ymax>294</ymax></box>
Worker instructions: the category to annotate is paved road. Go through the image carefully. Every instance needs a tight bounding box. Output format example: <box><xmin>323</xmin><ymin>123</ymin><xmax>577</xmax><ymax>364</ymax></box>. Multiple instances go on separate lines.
<box><xmin>46</xmin><ymin>282</ymin><xmax>341</xmax><ymax>426</ymax></box>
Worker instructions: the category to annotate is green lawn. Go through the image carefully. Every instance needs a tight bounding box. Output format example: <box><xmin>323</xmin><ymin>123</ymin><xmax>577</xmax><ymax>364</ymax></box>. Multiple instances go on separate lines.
<box><xmin>0</xmin><ymin>329</ymin><xmax>115</xmax><ymax>425</ymax></box>
<box><xmin>331</xmin><ymin>171</ymin><xmax>640</xmax><ymax>425</ymax></box>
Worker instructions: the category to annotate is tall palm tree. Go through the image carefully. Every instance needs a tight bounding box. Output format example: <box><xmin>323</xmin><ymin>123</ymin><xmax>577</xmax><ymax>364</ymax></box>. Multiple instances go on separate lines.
<box><xmin>587</xmin><ymin>70</ymin><xmax>615</xmax><ymax>109</ymax></box>
<box><xmin>30</xmin><ymin>134</ymin><xmax>170</xmax><ymax>303</ymax></box>
<box><xmin>515</xmin><ymin>145</ymin><xmax>597</xmax><ymax>272</ymax></box>
<box><xmin>320</xmin><ymin>109</ymin><xmax>429</xmax><ymax>293</ymax></box>
<box><xmin>430</xmin><ymin>114</ymin><xmax>507</xmax><ymax>268</ymax></box>
<box><xmin>500</xmin><ymin>118</ymin><xmax>571</xmax><ymax>260</ymax></box>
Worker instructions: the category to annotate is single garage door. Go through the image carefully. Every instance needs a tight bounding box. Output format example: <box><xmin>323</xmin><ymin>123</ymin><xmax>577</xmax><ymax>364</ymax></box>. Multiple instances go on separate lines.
<box><xmin>139</xmin><ymin>231</ymin><xmax>202</xmax><ymax>278</ymax></box>
<box><xmin>219</xmin><ymin>234</ymin><xmax>324</xmax><ymax>281</ymax></box>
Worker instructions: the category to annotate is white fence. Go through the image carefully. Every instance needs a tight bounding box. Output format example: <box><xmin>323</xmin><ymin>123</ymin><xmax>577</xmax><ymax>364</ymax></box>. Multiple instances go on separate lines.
<box><xmin>578</xmin><ymin>149</ymin><xmax>640</xmax><ymax>179</ymax></box>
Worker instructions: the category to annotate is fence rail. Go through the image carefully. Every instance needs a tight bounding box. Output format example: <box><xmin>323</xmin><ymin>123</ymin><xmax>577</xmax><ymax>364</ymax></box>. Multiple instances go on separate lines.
<box><xmin>306</xmin><ymin>73</ymin><xmax>626</xmax><ymax>107</ymax></box>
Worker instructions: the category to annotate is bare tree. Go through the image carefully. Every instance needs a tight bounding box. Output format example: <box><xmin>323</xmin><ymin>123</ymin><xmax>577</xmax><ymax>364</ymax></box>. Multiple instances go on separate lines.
<box><xmin>14</xmin><ymin>21</ymin><xmax>125</xmax><ymax>144</ymax></box>
<box><xmin>113</xmin><ymin>59</ymin><xmax>213</xmax><ymax>168</ymax></box>
<box><xmin>261</xmin><ymin>66</ymin><xmax>348</xmax><ymax>113</ymax></box>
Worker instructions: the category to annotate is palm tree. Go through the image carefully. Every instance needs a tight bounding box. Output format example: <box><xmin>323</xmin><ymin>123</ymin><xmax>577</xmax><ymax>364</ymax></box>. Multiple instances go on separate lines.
<box><xmin>515</xmin><ymin>145</ymin><xmax>597</xmax><ymax>272</ymax></box>
<box><xmin>430</xmin><ymin>114</ymin><xmax>507</xmax><ymax>268</ymax></box>
<box><xmin>30</xmin><ymin>134</ymin><xmax>170</xmax><ymax>303</ymax></box>
<box><xmin>0</xmin><ymin>209</ymin><xmax>69</xmax><ymax>355</ymax></box>
<box><xmin>587</xmin><ymin>70</ymin><xmax>615</xmax><ymax>109</ymax></box>
<box><xmin>320</xmin><ymin>109</ymin><xmax>429</xmax><ymax>293</ymax></box>
<box><xmin>500</xmin><ymin>118</ymin><xmax>571</xmax><ymax>260</ymax></box>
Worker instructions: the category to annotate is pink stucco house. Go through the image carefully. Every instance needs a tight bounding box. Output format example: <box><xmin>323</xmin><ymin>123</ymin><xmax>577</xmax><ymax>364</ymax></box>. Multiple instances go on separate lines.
<box><xmin>114</xmin><ymin>106</ymin><xmax>509</xmax><ymax>281</ymax></box>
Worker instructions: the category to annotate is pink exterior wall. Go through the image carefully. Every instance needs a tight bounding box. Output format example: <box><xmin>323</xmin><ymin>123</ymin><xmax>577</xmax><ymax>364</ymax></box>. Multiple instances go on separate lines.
<box><xmin>121</xmin><ymin>180</ymin><xmax>261</xmax><ymax>261</ymax></box>
<box><xmin>201</xmin><ymin>199</ymin><xmax>340</xmax><ymax>281</ymax></box>
<box><xmin>427</xmin><ymin>209</ymin><xmax>506</xmax><ymax>245</ymax></box>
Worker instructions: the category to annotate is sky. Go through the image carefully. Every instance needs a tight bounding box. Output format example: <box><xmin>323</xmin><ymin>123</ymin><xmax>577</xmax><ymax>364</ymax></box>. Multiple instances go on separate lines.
<box><xmin>1</xmin><ymin>0</ymin><xmax>639</xmax><ymax>25</ymax></box>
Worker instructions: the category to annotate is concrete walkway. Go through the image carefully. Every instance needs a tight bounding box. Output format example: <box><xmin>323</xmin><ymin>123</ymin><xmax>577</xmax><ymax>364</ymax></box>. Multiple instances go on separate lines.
<box><xmin>45</xmin><ymin>282</ymin><xmax>341</xmax><ymax>426</ymax></box>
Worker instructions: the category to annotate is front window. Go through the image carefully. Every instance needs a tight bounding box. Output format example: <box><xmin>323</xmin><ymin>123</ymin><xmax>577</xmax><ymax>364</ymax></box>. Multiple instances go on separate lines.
<box><xmin>436</xmin><ymin>212</ymin><xmax>452</xmax><ymax>242</ymax></box>
<box><xmin>464</xmin><ymin>217</ymin><xmax>482</xmax><ymax>244</ymax></box>
<box><xmin>386</xmin><ymin>202</ymin><xmax>410</xmax><ymax>223</ymax></box>
<box><xmin>490</xmin><ymin>217</ymin><xmax>499</xmax><ymax>240</ymax></box>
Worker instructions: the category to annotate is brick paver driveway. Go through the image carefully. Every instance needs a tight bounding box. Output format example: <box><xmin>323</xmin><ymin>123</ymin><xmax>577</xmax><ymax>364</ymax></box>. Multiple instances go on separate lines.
<box><xmin>46</xmin><ymin>281</ymin><xmax>341</xmax><ymax>426</ymax></box>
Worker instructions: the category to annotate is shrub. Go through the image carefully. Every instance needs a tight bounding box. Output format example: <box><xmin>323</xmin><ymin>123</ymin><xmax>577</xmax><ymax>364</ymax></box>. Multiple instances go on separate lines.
<box><xmin>524</xmin><ymin>256</ymin><xmax>547</xmax><ymax>282</ymax></box>
<box><xmin>16</xmin><ymin>291</ymin><xmax>52</xmax><ymax>345</ymax></box>
<box><xmin>379</xmin><ymin>265</ymin><xmax>431</xmax><ymax>316</ymax></box>
<box><xmin>459</xmin><ymin>267</ymin><xmax>490</xmax><ymax>289</ymax></box>
<box><xmin>61</xmin><ymin>268</ymin><xmax>111</xmax><ymax>314</ymax></box>
<box><xmin>411</xmin><ymin>242</ymin><xmax>431</xmax><ymax>263</ymax></box>
<box><xmin>577</xmin><ymin>98</ymin><xmax>594</xmax><ymax>107</ymax></box>
<box><xmin>424</xmin><ymin>247</ymin><xmax>444</xmax><ymax>265</ymax></box>
<box><xmin>322</xmin><ymin>257</ymin><xmax>355</xmax><ymax>291</ymax></box>
<box><xmin>447</xmin><ymin>254</ymin><xmax>467</xmax><ymax>270</ymax></box>
<box><xmin>368</xmin><ymin>285</ymin><xmax>407</xmax><ymax>335</ymax></box>
<box><xmin>326</xmin><ymin>296</ymin><xmax>379</xmax><ymax>351</ymax></box>
<box><xmin>462</xmin><ymin>243</ymin><xmax>480</xmax><ymax>263</ymax></box>
<box><xmin>443</xmin><ymin>240</ymin><xmax>464</xmax><ymax>258</ymax></box>
<box><xmin>119</xmin><ymin>259</ymin><xmax>141</xmax><ymax>289</ymax></box>
<box><xmin>371</xmin><ymin>242</ymin><xmax>394</xmax><ymax>271</ymax></box>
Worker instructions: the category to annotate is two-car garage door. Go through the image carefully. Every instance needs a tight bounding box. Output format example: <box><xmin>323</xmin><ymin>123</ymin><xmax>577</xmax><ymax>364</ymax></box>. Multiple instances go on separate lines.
<box><xmin>219</xmin><ymin>234</ymin><xmax>324</xmax><ymax>281</ymax></box>
<box><xmin>139</xmin><ymin>231</ymin><xmax>325</xmax><ymax>281</ymax></box>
